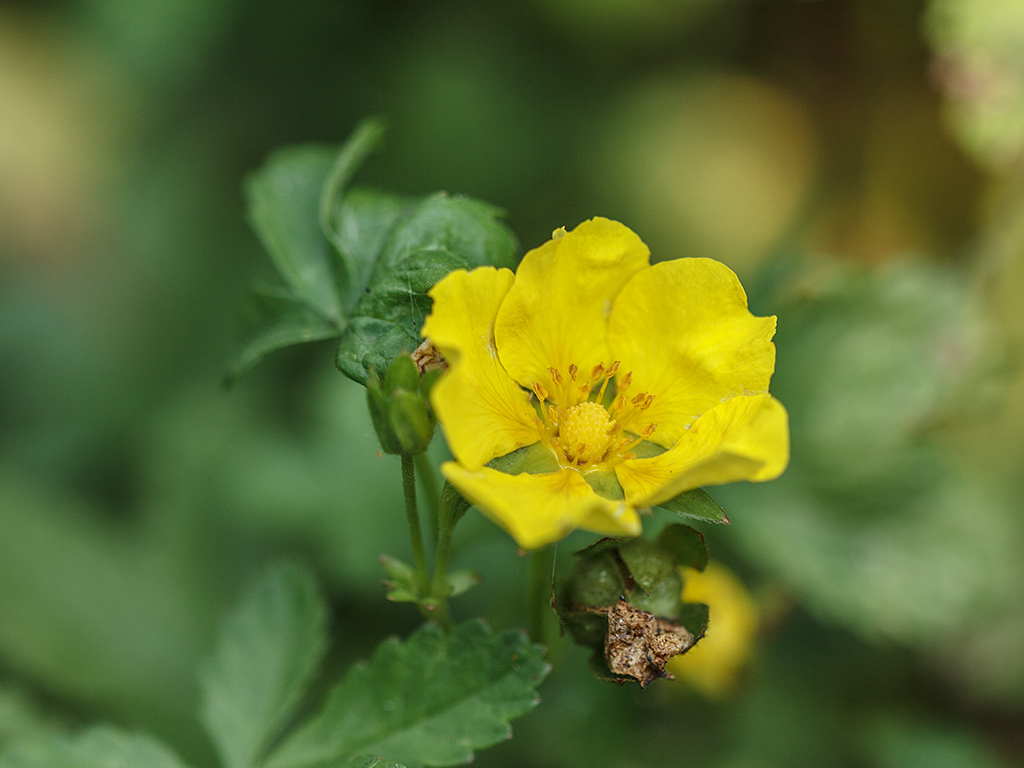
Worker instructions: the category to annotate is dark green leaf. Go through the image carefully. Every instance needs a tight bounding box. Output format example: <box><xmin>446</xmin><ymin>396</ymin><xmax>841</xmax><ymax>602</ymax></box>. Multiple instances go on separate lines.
<box><xmin>656</xmin><ymin>488</ymin><xmax>729</xmax><ymax>525</ymax></box>
<box><xmin>200</xmin><ymin>562</ymin><xmax>328</xmax><ymax>768</ymax></box>
<box><xmin>656</xmin><ymin>524</ymin><xmax>709</xmax><ymax>572</ymax></box>
<box><xmin>336</xmin><ymin>318</ymin><xmax>421</xmax><ymax>386</ymax></box>
<box><xmin>0</xmin><ymin>728</ymin><xmax>190</xmax><ymax>768</ymax></box>
<box><xmin>326</xmin><ymin>190</ymin><xmax>415</xmax><ymax>313</ymax></box>
<box><xmin>264</xmin><ymin>620</ymin><xmax>549</xmax><ymax>768</ymax></box>
<box><xmin>246</xmin><ymin>146</ymin><xmax>343</xmax><ymax>323</ymax></box>
<box><xmin>335</xmin><ymin>193</ymin><xmax>518</xmax><ymax>384</ymax></box>
<box><xmin>617</xmin><ymin>538</ymin><xmax>673</xmax><ymax>594</ymax></box>
<box><xmin>226</xmin><ymin>285</ymin><xmax>344</xmax><ymax>386</ymax></box>
<box><xmin>678</xmin><ymin>602</ymin><xmax>710</xmax><ymax>641</ymax></box>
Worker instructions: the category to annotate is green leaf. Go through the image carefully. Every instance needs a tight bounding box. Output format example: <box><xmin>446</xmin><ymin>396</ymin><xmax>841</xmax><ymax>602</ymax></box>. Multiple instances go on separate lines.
<box><xmin>319</xmin><ymin>119</ymin><xmax>386</xmax><ymax>251</ymax></box>
<box><xmin>0</xmin><ymin>727</ymin><xmax>191</xmax><ymax>768</ymax></box>
<box><xmin>335</xmin><ymin>193</ymin><xmax>518</xmax><ymax>384</ymax></box>
<box><xmin>656</xmin><ymin>524</ymin><xmax>709</xmax><ymax>572</ymax></box>
<box><xmin>446</xmin><ymin>569</ymin><xmax>481</xmax><ymax>597</ymax></box>
<box><xmin>246</xmin><ymin>145</ymin><xmax>343</xmax><ymax>323</ymax></box>
<box><xmin>326</xmin><ymin>190</ymin><xmax>415</xmax><ymax>313</ymax></box>
<box><xmin>379</xmin><ymin>556</ymin><xmax>421</xmax><ymax>603</ymax></box>
<box><xmin>339</xmin><ymin>758</ymin><xmax>405</xmax><ymax>768</ymax></box>
<box><xmin>226</xmin><ymin>285</ymin><xmax>344</xmax><ymax>386</ymax></box>
<box><xmin>678</xmin><ymin>602</ymin><xmax>710</xmax><ymax>641</ymax></box>
<box><xmin>200</xmin><ymin>562</ymin><xmax>328</xmax><ymax>768</ymax></box>
<box><xmin>656</xmin><ymin>488</ymin><xmax>729</xmax><ymax>525</ymax></box>
<box><xmin>264</xmin><ymin>620</ymin><xmax>550</xmax><ymax>768</ymax></box>
<box><xmin>486</xmin><ymin>443</ymin><xmax>560</xmax><ymax>475</ymax></box>
<box><xmin>617</xmin><ymin>538</ymin><xmax>673</xmax><ymax>594</ymax></box>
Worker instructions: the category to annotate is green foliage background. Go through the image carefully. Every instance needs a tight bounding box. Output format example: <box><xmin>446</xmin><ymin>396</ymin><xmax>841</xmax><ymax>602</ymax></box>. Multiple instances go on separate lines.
<box><xmin>2</xmin><ymin>0</ymin><xmax>1024</xmax><ymax>766</ymax></box>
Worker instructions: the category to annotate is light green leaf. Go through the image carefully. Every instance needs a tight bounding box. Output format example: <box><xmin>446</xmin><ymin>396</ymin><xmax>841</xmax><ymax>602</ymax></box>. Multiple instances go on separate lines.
<box><xmin>0</xmin><ymin>727</ymin><xmax>190</xmax><ymax>768</ymax></box>
<box><xmin>246</xmin><ymin>145</ymin><xmax>343</xmax><ymax>323</ymax></box>
<box><xmin>339</xmin><ymin>757</ymin><xmax>405</xmax><ymax>768</ymax></box>
<box><xmin>200</xmin><ymin>562</ymin><xmax>328</xmax><ymax>768</ymax></box>
<box><xmin>226</xmin><ymin>285</ymin><xmax>344</xmax><ymax>386</ymax></box>
<box><xmin>445</xmin><ymin>570</ymin><xmax>481</xmax><ymax>598</ymax></box>
<box><xmin>656</xmin><ymin>488</ymin><xmax>729</xmax><ymax>525</ymax></box>
<box><xmin>265</xmin><ymin>620</ymin><xmax>549</xmax><ymax>768</ymax></box>
<box><xmin>379</xmin><ymin>556</ymin><xmax>421</xmax><ymax>603</ymax></box>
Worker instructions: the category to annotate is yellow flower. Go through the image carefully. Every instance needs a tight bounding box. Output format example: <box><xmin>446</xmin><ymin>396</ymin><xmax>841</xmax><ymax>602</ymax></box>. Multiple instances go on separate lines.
<box><xmin>422</xmin><ymin>217</ymin><xmax>788</xmax><ymax>549</ymax></box>
<box><xmin>666</xmin><ymin>563</ymin><xmax>759</xmax><ymax>698</ymax></box>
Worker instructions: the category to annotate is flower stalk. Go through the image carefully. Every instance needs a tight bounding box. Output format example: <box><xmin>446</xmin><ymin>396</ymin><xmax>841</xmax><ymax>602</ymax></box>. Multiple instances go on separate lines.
<box><xmin>401</xmin><ymin>454</ymin><xmax>431</xmax><ymax>599</ymax></box>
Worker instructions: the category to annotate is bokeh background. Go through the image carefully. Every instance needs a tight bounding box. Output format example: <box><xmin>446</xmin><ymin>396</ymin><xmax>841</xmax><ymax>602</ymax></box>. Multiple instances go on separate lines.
<box><xmin>2</xmin><ymin>0</ymin><xmax>1024</xmax><ymax>766</ymax></box>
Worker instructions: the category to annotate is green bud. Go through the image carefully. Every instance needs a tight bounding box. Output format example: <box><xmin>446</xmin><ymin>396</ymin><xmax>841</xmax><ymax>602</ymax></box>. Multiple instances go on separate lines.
<box><xmin>389</xmin><ymin>392</ymin><xmax>435</xmax><ymax>454</ymax></box>
<box><xmin>367</xmin><ymin>375</ymin><xmax>402</xmax><ymax>454</ymax></box>
<box><xmin>384</xmin><ymin>353</ymin><xmax>420</xmax><ymax>395</ymax></box>
<box><xmin>366</xmin><ymin>355</ymin><xmax>437</xmax><ymax>456</ymax></box>
<box><xmin>420</xmin><ymin>367</ymin><xmax>443</xmax><ymax>401</ymax></box>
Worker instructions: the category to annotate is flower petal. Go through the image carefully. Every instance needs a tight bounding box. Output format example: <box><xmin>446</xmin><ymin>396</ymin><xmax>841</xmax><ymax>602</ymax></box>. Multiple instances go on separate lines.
<box><xmin>423</xmin><ymin>267</ymin><xmax>542</xmax><ymax>469</ymax></box>
<box><xmin>615</xmin><ymin>394</ymin><xmax>789</xmax><ymax>507</ymax></box>
<box><xmin>608</xmin><ymin>258</ymin><xmax>777</xmax><ymax>446</ymax></box>
<box><xmin>494</xmin><ymin>218</ymin><xmax>649</xmax><ymax>398</ymax></box>
<box><xmin>441</xmin><ymin>463</ymin><xmax>641</xmax><ymax>549</ymax></box>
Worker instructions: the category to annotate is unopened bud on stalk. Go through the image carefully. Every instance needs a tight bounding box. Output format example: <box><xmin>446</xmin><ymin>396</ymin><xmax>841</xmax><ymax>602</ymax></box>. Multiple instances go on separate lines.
<box><xmin>367</xmin><ymin>352</ymin><xmax>437</xmax><ymax>456</ymax></box>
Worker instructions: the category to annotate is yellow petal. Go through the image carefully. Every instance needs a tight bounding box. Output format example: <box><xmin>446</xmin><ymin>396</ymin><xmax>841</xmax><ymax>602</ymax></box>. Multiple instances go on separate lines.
<box><xmin>441</xmin><ymin>462</ymin><xmax>641</xmax><ymax>549</ymax></box>
<box><xmin>608</xmin><ymin>258</ymin><xmax>777</xmax><ymax>446</ymax></box>
<box><xmin>423</xmin><ymin>268</ymin><xmax>542</xmax><ymax>469</ymax></box>
<box><xmin>494</xmin><ymin>218</ymin><xmax>649</xmax><ymax>398</ymax></box>
<box><xmin>615</xmin><ymin>394</ymin><xmax>789</xmax><ymax>507</ymax></box>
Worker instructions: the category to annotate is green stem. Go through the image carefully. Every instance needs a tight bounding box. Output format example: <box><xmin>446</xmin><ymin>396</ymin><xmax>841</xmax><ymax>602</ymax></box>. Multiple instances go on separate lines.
<box><xmin>429</xmin><ymin>486</ymin><xmax>460</xmax><ymax>629</ymax></box>
<box><xmin>401</xmin><ymin>455</ymin><xmax>430</xmax><ymax>597</ymax></box>
<box><xmin>526</xmin><ymin>546</ymin><xmax>554</xmax><ymax>644</ymax></box>
<box><xmin>414</xmin><ymin>452</ymin><xmax>440</xmax><ymax>543</ymax></box>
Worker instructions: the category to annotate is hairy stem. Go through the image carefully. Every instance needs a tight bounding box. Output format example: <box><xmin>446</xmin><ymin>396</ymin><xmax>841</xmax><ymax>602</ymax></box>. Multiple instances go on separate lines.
<box><xmin>401</xmin><ymin>454</ymin><xmax>430</xmax><ymax>597</ymax></box>
<box><xmin>526</xmin><ymin>545</ymin><xmax>554</xmax><ymax>644</ymax></box>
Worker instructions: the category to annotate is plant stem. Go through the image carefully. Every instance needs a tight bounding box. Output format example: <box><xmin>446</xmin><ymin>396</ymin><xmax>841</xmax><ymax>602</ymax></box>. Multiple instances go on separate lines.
<box><xmin>401</xmin><ymin>454</ymin><xmax>430</xmax><ymax>596</ymax></box>
<box><xmin>526</xmin><ymin>545</ymin><xmax>554</xmax><ymax>644</ymax></box>
<box><xmin>429</xmin><ymin>486</ymin><xmax>459</xmax><ymax>629</ymax></box>
<box><xmin>415</xmin><ymin>452</ymin><xmax>440</xmax><ymax>543</ymax></box>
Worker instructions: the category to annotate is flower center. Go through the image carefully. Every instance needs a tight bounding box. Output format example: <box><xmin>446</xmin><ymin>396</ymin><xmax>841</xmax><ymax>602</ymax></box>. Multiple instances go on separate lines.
<box><xmin>559</xmin><ymin>401</ymin><xmax>614</xmax><ymax>466</ymax></box>
<box><xmin>532</xmin><ymin>361</ymin><xmax>657</xmax><ymax>471</ymax></box>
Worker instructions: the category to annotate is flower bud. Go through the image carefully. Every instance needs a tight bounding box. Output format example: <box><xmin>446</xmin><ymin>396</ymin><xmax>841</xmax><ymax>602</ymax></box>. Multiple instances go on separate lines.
<box><xmin>367</xmin><ymin>353</ymin><xmax>437</xmax><ymax>455</ymax></box>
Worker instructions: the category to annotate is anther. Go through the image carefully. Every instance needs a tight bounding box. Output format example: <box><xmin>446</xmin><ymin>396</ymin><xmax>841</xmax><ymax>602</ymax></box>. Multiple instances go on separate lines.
<box><xmin>532</xmin><ymin>382</ymin><xmax>549</xmax><ymax>402</ymax></box>
<box><xmin>642</xmin><ymin>394</ymin><xmax>655</xmax><ymax>410</ymax></box>
<box><xmin>568</xmin><ymin>363</ymin><xmax>578</xmax><ymax>380</ymax></box>
<box><xmin>548</xmin><ymin>367</ymin><xmax>563</xmax><ymax>385</ymax></box>
<box><xmin>577</xmin><ymin>383</ymin><xmax>591</xmax><ymax>400</ymax></box>
<box><xmin>590</xmin><ymin>363</ymin><xmax>605</xmax><ymax>380</ymax></box>
<box><xmin>606</xmin><ymin>361</ymin><xmax>621</xmax><ymax>377</ymax></box>
<box><xmin>631</xmin><ymin>392</ymin><xmax>648</xmax><ymax>406</ymax></box>
<box><xmin>618</xmin><ymin>371</ymin><xmax>631</xmax><ymax>391</ymax></box>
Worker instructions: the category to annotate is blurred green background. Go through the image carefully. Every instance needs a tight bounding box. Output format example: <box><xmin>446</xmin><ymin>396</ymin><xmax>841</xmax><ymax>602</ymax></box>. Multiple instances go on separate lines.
<box><xmin>2</xmin><ymin>0</ymin><xmax>1024</xmax><ymax>766</ymax></box>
